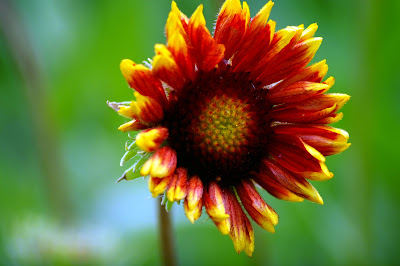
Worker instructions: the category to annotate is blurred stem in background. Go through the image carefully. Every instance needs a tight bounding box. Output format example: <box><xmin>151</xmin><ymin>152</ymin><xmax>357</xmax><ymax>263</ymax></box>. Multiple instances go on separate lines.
<box><xmin>0</xmin><ymin>0</ymin><xmax>73</xmax><ymax>222</ymax></box>
<box><xmin>159</xmin><ymin>198</ymin><xmax>177</xmax><ymax>266</ymax></box>
<box><xmin>355</xmin><ymin>0</ymin><xmax>375</xmax><ymax>260</ymax></box>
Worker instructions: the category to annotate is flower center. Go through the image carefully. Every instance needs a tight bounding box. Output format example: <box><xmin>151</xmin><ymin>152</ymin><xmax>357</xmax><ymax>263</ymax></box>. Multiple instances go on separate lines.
<box><xmin>165</xmin><ymin>68</ymin><xmax>271</xmax><ymax>185</ymax></box>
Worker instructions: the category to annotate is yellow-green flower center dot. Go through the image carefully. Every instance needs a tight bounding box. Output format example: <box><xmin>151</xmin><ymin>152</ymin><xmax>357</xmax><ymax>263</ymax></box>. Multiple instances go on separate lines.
<box><xmin>166</xmin><ymin>68</ymin><xmax>271</xmax><ymax>185</ymax></box>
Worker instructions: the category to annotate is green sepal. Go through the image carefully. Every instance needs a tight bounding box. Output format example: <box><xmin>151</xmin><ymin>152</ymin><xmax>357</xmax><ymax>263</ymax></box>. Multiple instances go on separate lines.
<box><xmin>120</xmin><ymin>146</ymin><xmax>139</xmax><ymax>166</ymax></box>
<box><xmin>161</xmin><ymin>194</ymin><xmax>178</xmax><ymax>212</ymax></box>
<box><xmin>116</xmin><ymin>152</ymin><xmax>150</xmax><ymax>183</ymax></box>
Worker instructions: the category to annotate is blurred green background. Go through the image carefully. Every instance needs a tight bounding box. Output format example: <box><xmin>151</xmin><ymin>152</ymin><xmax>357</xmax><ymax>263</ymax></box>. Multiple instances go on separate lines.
<box><xmin>1</xmin><ymin>0</ymin><xmax>399</xmax><ymax>265</ymax></box>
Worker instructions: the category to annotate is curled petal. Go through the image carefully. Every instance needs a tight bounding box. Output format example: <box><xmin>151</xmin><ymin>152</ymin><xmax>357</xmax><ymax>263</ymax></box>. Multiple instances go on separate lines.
<box><xmin>130</xmin><ymin>92</ymin><xmax>164</xmax><ymax>124</ymax></box>
<box><xmin>269</xmin><ymin>135</ymin><xmax>333</xmax><ymax>180</ymax></box>
<box><xmin>214</xmin><ymin>0</ymin><xmax>250</xmax><ymax>59</ymax></box>
<box><xmin>184</xmin><ymin>198</ymin><xmax>202</xmax><ymax>224</ymax></box>
<box><xmin>184</xmin><ymin>175</ymin><xmax>203</xmax><ymax>223</ymax></box>
<box><xmin>166</xmin><ymin>167</ymin><xmax>188</xmax><ymax>202</ymax></box>
<box><xmin>236</xmin><ymin>179</ymin><xmax>278</xmax><ymax>233</ymax></box>
<box><xmin>267</xmin><ymin>81</ymin><xmax>330</xmax><ymax>105</ymax></box>
<box><xmin>140</xmin><ymin>147</ymin><xmax>177</xmax><ymax>178</ymax></box>
<box><xmin>136</xmin><ymin>127</ymin><xmax>168</xmax><ymax>152</ymax></box>
<box><xmin>117</xmin><ymin>119</ymin><xmax>149</xmax><ymax>132</ymax></box>
<box><xmin>225</xmin><ymin>188</ymin><xmax>255</xmax><ymax>257</ymax></box>
<box><xmin>120</xmin><ymin>59</ymin><xmax>167</xmax><ymax>107</ymax></box>
<box><xmin>153</xmin><ymin>44</ymin><xmax>186</xmax><ymax>90</ymax></box>
<box><xmin>148</xmin><ymin>175</ymin><xmax>172</xmax><ymax>198</ymax></box>
<box><xmin>270</xmin><ymin>93</ymin><xmax>350</xmax><ymax>124</ymax></box>
<box><xmin>203</xmin><ymin>182</ymin><xmax>230</xmax><ymax>235</ymax></box>
<box><xmin>273</xmin><ymin>125</ymin><xmax>350</xmax><ymax>156</ymax></box>
<box><xmin>188</xmin><ymin>5</ymin><xmax>225</xmax><ymax>71</ymax></box>
<box><xmin>252</xmin><ymin>173</ymin><xmax>304</xmax><ymax>202</ymax></box>
<box><xmin>261</xmin><ymin>158</ymin><xmax>324</xmax><ymax>204</ymax></box>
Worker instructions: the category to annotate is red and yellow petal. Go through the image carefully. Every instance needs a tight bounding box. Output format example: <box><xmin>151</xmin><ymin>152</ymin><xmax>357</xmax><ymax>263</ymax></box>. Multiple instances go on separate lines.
<box><xmin>252</xmin><ymin>173</ymin><xmax>304</xmax><ymax>202</ymax></box>
<box><xmin>261</xmin><ymin>158</ymin><xmax>324</xmax><ymax>204</ymax></box>
<box><xmin>188</xmin><ymin>5</ymin><xmax>225</xmax><ymax>71</ymax></box>
<box><xmin>236</xmin><ymin>179</ymin><xmax>278</xmax><ymax>233</ymax></box>
<box><xmin>257</xmin><ymin>36</ymin><xmax>322</xmax><ymax>86</ymax></box>
<box><xmin>120</xmin><ymin>59</ymin><xmax>167</xmax><ymax>107</ymax></box>
<box><xmin>268</xmin><ymin>135</ymin><xmax>333</xmax><ymax>180</ymax></box>
<box><xmin>224</xmin><ymin>188</ymin><xmax>255</xmax><ymax>257</ymax></box>
<box><xmin>129</xmin><ymin>92</ymin><xmax>164</xmax><ymax>124</ymax></box>
<box><xmin>148</xmin><ymin>175</ymin><xmax>172</xmax><ymax>198</ymax></box>
<box><xmin>270</xmin><ymin>93</ymin><xmax>350</xmax><ymax>124</ymax></box>
<box><xmin>140</xmin><ymin>147</ymin><xmax>177</xmax><ymax>178</ymax></box>
<box><xmin>203</xmin><ymin>182</ymin><xmax>230</xmax><ymax>235</ymax></box>
<box><xmin>232</xmin><ymin>1</ymin><xmax>275</xmax><ymax>71</ymax></box>
<box><xmin>267</xmin><ymin>81</ymin><xmax>330</xmax><ymax>105</ymax></box>
<box><xmin>166</xmin><ymin>167</ymin><xmax>188</xmax><ymax>202</ymax></box>
<box><xmin>214</xmin><ymin>0</ymin><xmax>250</xmax><ymax>59</ymax></box>
<box><xmin>153</xmin><ymin>44</ymin><xmax>186</xmax><ymax>90</ymax></box>
<box><xmin>118</xmin><ymin>119</ymin><xmax>149</xmax><ymax>132</ymax></box>
<box><xmin>136</xmin><ymin>127</ymin><xmax>168</xmax><ymax>152</ymax></box>
<box><xmin>271</xmin><ymin>59</ymin><xmax>329</xmax><ymax>91</ymax></box>
<box><xmin>273</xmin><ymin>125</ymin><xmax>350</xmax><ymax>156</ymax></box>
<box><xmin>184</xmin><ymin>175</ymin><xmax>203</xmax><ymax>223</ymax></box>
<box><xmin>168</xmin><ymin>32</ymin><xmax>195</xmax><ymax>81</ymax></box>
<box><xmin>171</xmin><ymin>1</ymin><xmax>189</xmax><ymax>30</ymax></box>
<box><xmin>251</xmin><ymin>25</ymin><xmax>303</xmax><ymax>78</ymax></box>
<box><xmin>299</xmin><ymin>23</ymin><xmax>318</xmax><ymax>42</ymax></box>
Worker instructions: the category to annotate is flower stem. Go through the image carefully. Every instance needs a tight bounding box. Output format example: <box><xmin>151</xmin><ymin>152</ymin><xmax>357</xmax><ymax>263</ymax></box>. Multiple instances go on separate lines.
<box><xmin>158</xmin><ymin>198</ymin><xmax>177</xmax><ymax>266</ymax></box>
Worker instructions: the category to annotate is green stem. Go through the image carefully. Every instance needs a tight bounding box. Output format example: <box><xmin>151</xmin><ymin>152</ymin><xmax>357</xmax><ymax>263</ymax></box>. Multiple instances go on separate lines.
<box><xmin>158</xmin><ymin>198</ymin><xmax>177</xmax><ymax>266</ymax></box>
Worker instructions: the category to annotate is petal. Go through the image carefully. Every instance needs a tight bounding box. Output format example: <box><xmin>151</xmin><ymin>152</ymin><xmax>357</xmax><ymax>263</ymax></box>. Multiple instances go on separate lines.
<box><xmin>257</xmin><ymin>37</ymin><xmax>323</xmax><ymax>86</ymax></box>
<box><xmin>140</xmin><ymin>147</ymin><xmax>177</xmax><ymax>178</ymax></box>
<box><xmin>268</xmin><ymin>134</ymin><xmax>333</xmax><ymax>180</ymax></box>
<box><xmin>250</xmin><ymin>25</ymin><xmax>303</xmax><ymax>79</ymax></box>
<box><xmin>166</xmin><ymin>167</ymin><xmax>188</xmax><ymax>202</ymax></box>
<box><xmin>168</xmin><ymin>32</ymin><xmax>195</xmax><ymax>81</ymax></box>
<box><xmin>299</xmin><ymin>23</ymin><xmax>318</xmax><ymax>42</ymax></box>
<box><xmin>136</xmin><ymin>127</ymin><xmax>169</xmax><ymax>152</ymax></box>
<box><xmin>184</xmin><ymin>175</ymin><xmax>203</xmax><ymax>223</ymax></box>
<box><xmin>171</xmin><ymin>1</ymin><xmax>189</xmax><ymax>29</ymax></box>
<box><xmin>270</xmin><ymin>93</ymin><xmax>350</xmax><ymax>124</ymax></box>
<box><xmin>214</xmin><ymin>0</ymin><xmax>250</xmax><ymax>59</ymax></box>
<box><xmin>153</xmin><ymin>44</ymin><xmax>186</xmax><ymax>90</ymax></box>
<box><xmin>120</xmin><ymin>59</ymin><xmax>167</xmax><ymax>107</ymax></box>
<box><xmin>232</xmin><ymin>0</ymin><xmax>275</xmax><ymax>72</ymax></box>
<box><xmin>118</xmin><ymin>119</ymin><xmax>149</xmax><ymax>132</ymax></box>
<box><xmin>130</xmin><ymin>92</ymin><xmax>164</xmax><ymax>124</ymax></box>
<box><xmin>252</xmin><ymin>173</ymin><xmax>304</xmax><ymax>202</ymax></box>
<box><xmin>188</xmin><ymin>5</ymin><xmax>225</xmax><ymax>71</ymax></box>
<box><xmin>233</xmin><ymin>0</ymin><xmax>275</xmax><ymax>69</ymax></box>
<box><xmin>267</xmin><ymin>81</ymin><xmax>330</xmax><ymax>105</ymax></box>
<box><xmin>273</xmin><ymin>125</ymin><xmax>350</xmax><ymax>156</ymax></box>
<box><xmin>236</xmin><ymin>179</ymin><xmax>278</xmax><ymax>233</ymax></box>
<box><xmin>148</xmin><ymin>175</ymin><xmax>172</xmax><ymax>198</ymax></box>
<box><xmin>261</xmin><ymin>158</ymin><xmax>324</xmax><ymax>204</ymax></box>
<box><xmin>203</xmin><ymin>182</ymin><xmax>230</xmax><ymax>235</ymax></box>
<box><xmin>224</xmin><ymin>188</ymin><xmax>254</xmax><ymax>257</ymax></box>
<box><xmin>166</xmin><ymin>6</ymin><xmax>187</xmax><ymax>41</ymax></box>
<box><xmin>184</xmin><ymin>198</ymin><xmax>203</xmax><ymax>224</ymax></box>
<box><xmin>271</xmin><ymin>59</ymin><xmax>329</xmax><ymax>91</ymax></box>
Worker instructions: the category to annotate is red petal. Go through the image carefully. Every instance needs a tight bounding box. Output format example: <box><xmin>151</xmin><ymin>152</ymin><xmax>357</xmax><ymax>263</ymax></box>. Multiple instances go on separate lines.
<box><xmin>236</xmin><ymin>179</ymin><xmax>278</xmax><ymax>233</ymax></box>
<box><xmin>260</xmin><ymin>158</ymin><xmax>323</xmax><ymax>204</ymax></box>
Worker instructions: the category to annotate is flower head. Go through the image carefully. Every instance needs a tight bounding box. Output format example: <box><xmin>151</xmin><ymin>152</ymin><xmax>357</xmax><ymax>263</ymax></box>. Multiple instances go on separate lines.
<box><xmin>109</xmin><ymin>0</ymin><xmax>350</xmax><ymax>256</ymax></box>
